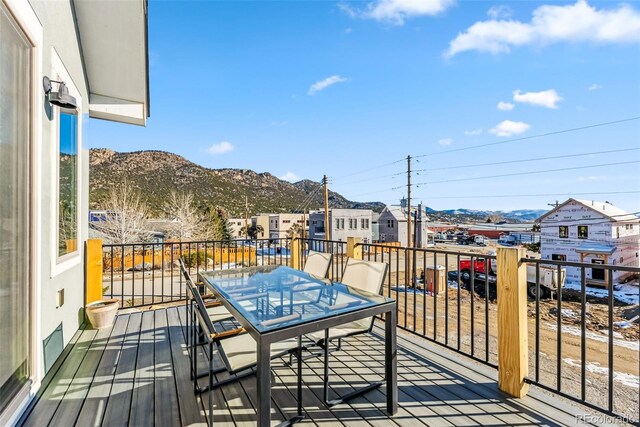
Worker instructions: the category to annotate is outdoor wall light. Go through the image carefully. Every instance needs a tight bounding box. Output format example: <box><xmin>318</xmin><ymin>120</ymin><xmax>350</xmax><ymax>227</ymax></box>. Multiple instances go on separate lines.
<box><xmin>43</xmin><ymin>76</ymin><xmax>77</xmax><ymax>109</ymax></box>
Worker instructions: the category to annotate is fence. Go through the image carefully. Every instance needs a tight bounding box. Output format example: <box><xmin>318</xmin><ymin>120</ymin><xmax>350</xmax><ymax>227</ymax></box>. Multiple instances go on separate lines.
<box><xmin>100</xmin><ymin>238</ymin><xmax>290</xmax><ymax>307</ymax></box>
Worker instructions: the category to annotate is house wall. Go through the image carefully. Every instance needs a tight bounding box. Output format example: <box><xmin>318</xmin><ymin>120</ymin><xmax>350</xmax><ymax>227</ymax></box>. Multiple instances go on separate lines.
<box><xmin>29</xmin><ymin>0</ymin><xmax>90</xmax><ymax>383</ymax></box>
<box><xmin>252</xmin><ymin>214</ymin><xmax>269</xmax><ymax>239</ymax></box>
<box><xmin>269</xmin><ymin>214</ymin><xmax>304</xmax><ymax>239</ymax></box>
<box><xmin>540</xmin><ymin>201</ymin><xmax>639</xmax><ymax>283</ymax></box>
<box><xmin>378</xmin><ymin>208</ymin><xmax>407</xmax><ymax>245</ymax></box>
<box><xmin>1</xmin><ymin>1</ymin><xmax>90</xmax><ymax>422</ymax></box>
<box><xmin>228</xmin><ymin>218</ymin><xmax>246</xmax><ymax>239</ymax></box>
<box><xmin>328</xmin><ymin>209</ymin><xmax>373</xmax><ymax>242</ymax></box>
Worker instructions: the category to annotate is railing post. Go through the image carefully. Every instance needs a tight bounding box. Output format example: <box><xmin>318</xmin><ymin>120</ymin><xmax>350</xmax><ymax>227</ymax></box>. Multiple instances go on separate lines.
<box><xmin>86</xmin><ymin>239</ymin><xmax>104</xmax><ymax>304</ymax></box>
<box><xmin>497</xmin><ymin>246</ymin><xmax>529</xmax><ymax>398</ymax></box>
<box><xmin>347</xmin><ymin>237</ymin><xmax>362</xmax><ymax>260</ymax></box>
<box><xmin>290</xmin><ymin>235</ymin><xmax>301</xmax><ymax>270</ymax></box>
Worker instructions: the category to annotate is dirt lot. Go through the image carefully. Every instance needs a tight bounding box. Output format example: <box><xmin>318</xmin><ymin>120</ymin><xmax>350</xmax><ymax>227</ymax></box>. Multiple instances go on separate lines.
<box><xmin>385</xmin><ymin>282</ymin><xmax>639</xmax><ymax>422</ymax></box>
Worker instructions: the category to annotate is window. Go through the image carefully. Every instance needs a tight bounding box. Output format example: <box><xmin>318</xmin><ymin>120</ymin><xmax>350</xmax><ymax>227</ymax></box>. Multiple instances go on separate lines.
<box><xmin>340</xmin><ymin>218</ymin><xmax>344</xmax><ymax>229</ymax></box>
<box><xmin>57</xmin><ymin>111</ymin><xmax>78</xmax><ymax>258</ymax></box>
<box><xmin>577</xmin><ymin>225</ymin><xmax>588</xmax><ymax>239</ymax></box>
<box><xmin>335</xmin><ymin>219</ymin><xmax>340</xmax><ymax>229</ymax></box>
<box><xmin>282</xmin><ymin>220</ymin><xmax>291</xmax><ymax>224</ymax></box>
<box><xmin>0</xmin><ymin>0</ymin><xmax>34</xmax><ymax>413</ymax></box>
<box><xmin>387</xmin><ymin>220</ymin><xmax>394</xmax><ymax>228</ymax></box>
<box><xmin>551</xmin><ymin>254</ymin><xmax>566</xmax><ymax>261</ymax></box>
<box><xmin>559</xmin><ymin>226</ymin><xmax>568</xmax><ymax>238</ymax></box>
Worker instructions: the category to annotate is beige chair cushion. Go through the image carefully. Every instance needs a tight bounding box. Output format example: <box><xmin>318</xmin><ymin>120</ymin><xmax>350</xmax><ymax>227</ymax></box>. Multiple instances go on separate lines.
<box><xmin>219</xmin><ymin>334</ymin><xmax>299</xmax><ymax>373</ymax></box>
<box><xmin>206</xmin><ymin>305</ymin><xmax>233</xmax><ymax>323</ymax></box>
<box><xmin>303</xmin><ymin>251</ymin><xmax>332</xmax><ymax>278</ymax></box>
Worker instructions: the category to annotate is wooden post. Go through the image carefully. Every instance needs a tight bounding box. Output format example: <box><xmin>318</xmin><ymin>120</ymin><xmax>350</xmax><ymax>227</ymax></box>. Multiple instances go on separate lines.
<box><xmin>86</xmin><ymin>239</ymin><xmax>104</xmax><ymax>304</ymax></box>
<box><xmin>290</xmin><ymin>232</ymin><xmax>301</xmax><ymax>270</ymax></box>
<box><xmin>497</xmin><ymin>246</ymin><xmax>529</xmax><ymax>398</ymax></box>
<box><xmin>347</xmin><ymin>237</ymin><xmax>362</xmax><ymax>260</ymax></box>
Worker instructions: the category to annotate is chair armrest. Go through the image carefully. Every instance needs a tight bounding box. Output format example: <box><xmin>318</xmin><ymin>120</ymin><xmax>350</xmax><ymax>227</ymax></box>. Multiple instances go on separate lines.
<box><xmin>205</xmin><ymin>300</ymin><xmax>223</xmax><ymax>308</ymax></box>
<box><xmin>210</xmin><ymin>327</ymin><xmax>246</xmax><ymax>342</ymax></box>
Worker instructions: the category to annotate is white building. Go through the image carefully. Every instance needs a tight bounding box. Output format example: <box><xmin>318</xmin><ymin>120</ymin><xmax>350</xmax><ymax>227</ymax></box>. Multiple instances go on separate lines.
<box><xmin>0</xmin><ymin>0</ymin><xmax>149</xmax><ymax>423</ymax></box>
<box><xmin>537</xmin><ymin>199</ymin><xmax>640</xmax><ymax>285</ymax></box>
<box><xmin>269</xmin><ymin>213</ymin><xmax>306</xmax><ymax>239</ymax></box>
<box><xmin>308</xmin><ymin>209</ymin><xmax>373</xmax><ymax>242</ymax></box>
<box><xmin>378</xmin><ymin>204</ymin><xmax>432</xmax><ymax>247</ymax></box>
<box><xmin>228</xmin><ymin>218</ymin><xmax>248</xmax><ymax>239</ymax></box>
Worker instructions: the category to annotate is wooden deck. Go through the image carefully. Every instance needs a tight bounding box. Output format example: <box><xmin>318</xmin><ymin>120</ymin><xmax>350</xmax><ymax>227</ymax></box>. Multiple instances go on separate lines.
<box><xmin>19</xmin><ymin>306</ymin><xmax>593</xmax><ymax>426</ymax></box>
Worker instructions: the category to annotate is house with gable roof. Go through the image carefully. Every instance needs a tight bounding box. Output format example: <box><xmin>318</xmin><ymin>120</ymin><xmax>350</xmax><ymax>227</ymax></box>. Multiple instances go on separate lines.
<box><xmin>536</xmin><ymin>198</ymin><xmax>640</xmax><ymax>285</ymax></box>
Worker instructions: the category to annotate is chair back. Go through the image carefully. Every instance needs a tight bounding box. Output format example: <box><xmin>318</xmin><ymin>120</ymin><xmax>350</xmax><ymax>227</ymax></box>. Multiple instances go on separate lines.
<box><xmin>341</xmin><ymin>258</ymin><xmax>388</xmax><ymax>295</ymax></box>
<box><xmin>335</xmin><ymin>258</ymin><xmax>388</xmax><ymax>334</ymax></box>
<box><xmin>178</xmin><ymin>257</ymin><xmax>198</xmax><ymax>298</ymax></box>
<box><xmin>303</xmin><ymin>251</ymin><xmax>332</xmax><ymax>278</ymax></box>
<box><xmin>188</xmin><ymin>276</ymin><xmax>216</xmax><ymax>337</ymax></box>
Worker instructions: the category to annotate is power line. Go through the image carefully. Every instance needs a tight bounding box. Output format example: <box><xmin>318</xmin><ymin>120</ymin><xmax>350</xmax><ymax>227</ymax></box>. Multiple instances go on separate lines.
<box><xmin>415</xmin><ymin>160</ymin><xmax>640</xmax><ymax>186</ymax></box>
<box><xmin>332</xmin><ymin>158</ymin><xmax>405</xmax><ymax>181</ymax></box>
<box><xmin>408</xmin><ymin>148</ymin><xmax>640</xmax><ymax>174</ymax></box>
<box><xmin>413</xmin><ymin>190</ymin><xmax>640</xmax><ymax>200</ymax></box>
<box><xmin>414</xmin><ymin>116</ymin><xmax>640</xmax><ymax>159</ymax></box>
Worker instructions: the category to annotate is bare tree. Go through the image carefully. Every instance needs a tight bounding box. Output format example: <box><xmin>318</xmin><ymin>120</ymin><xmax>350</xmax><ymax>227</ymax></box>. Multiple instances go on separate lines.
<box><xmin>163</xmin><ymin>191</ymin><xmax>217</xmax><ymax>241</ymax></box>
<box><xmin>92</xmin><ymin>181</ymin><xmax>154</xmax><ymax>244</ymax></box>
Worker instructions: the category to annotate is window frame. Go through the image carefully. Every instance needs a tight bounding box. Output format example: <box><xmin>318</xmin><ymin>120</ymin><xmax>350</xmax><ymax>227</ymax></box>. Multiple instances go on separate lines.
<box><xmin>50</xmin><ymin>48</ymin><xmax>83</xmax><ymax>276</ymax></box>
<box><xmin>559</xmin><ymin>225</ymin><xmax>568</xmax><ymax>238</ymax></box>
<box><xmin>577</xmin><ymin>225</ymin><xmax>588</xmax><ymax>239</ymax></box>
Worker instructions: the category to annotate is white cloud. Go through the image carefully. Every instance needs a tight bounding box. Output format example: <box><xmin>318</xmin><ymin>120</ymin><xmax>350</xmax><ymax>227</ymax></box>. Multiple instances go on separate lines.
<box><xmin>577</xmin><ymin>175</ymin><xmax>605</xmax><ymax>182</ymax></box>
<box><xmin>497</xmin><ymin>101</ymin><xmax>515</xmax><ymax>111</ymax></box>
<box><xmin>487</xmin><ymin>5</ymin><xmax>513</xmax><ymax>20</ymax></box>
<box><xmin>464</xmin><ymin>128</ymin><xmax>483</xmax><ymax>136</ymax></box>
<box><xmin>588</xmin><ymin>83</ymin><xmax>602</xmax><ymax>91</ymax></box>
<box><xmin>308</xmin><ymin>75</ymin><xmax>348</xmax><ymax>95</ymax></box>
<box><xmin>437</xmin><ymin>138</ymin><xmax>453</xmax><ymax>146</ymax></box>
<box><xmin>279</xmin><ymin>172</ymin><xmax>299</xmax><ymax>182</ymax></box>
<box><xmin>446</xmin><ymin>1</ymin><xmax>640</xmax><ymax>57</ymax></box>
<box><xmin>489</xmin><ymin>120</ymin><xmax>530</xmax><ymax>137</ymax></box>
<box><xmin>340</xmin><ymin>0</ymin><xmax>455</xmax><ymax>25</ymax></box>
<box><xmin>513</xmin><ymin>89</ymin><xmax>563</xmax><ymax>108</ymax></box>
<box><xmin>207</xmin><ymin>141</ymin><xmax>234</xmax><ymax>155</ymax></box>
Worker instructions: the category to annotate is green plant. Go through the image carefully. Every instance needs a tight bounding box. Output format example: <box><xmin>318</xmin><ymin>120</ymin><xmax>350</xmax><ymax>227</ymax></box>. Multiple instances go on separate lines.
<box><xmin>524</xmin><ymin>242</ymin><xmax>541</xmax><ymax>253</ymax></box>
<box><xmin>182</xmin><ymin>250</ymin><xmax>209</xmax><ymax>268</ymax></box>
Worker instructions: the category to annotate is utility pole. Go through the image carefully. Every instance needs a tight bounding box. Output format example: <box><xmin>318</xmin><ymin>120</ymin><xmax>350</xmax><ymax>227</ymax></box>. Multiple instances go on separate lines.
<box><xmin>548</xmin><ymin>200</ymin><xmax>560</xmax><ymax>208</ymax></box>
<box><xmin>323</xmin><ymin>175</ymin><xmax>330</xmax><ymax>241</ymax></box>
<box><xmin>244</xmin><ymin>195</ymin><xmax>249</xmax><ymax>239</ymax></box>
<box><xmin>407</xmin><ymin>155</ymin><xmax>412</xmax><ymax>249</ymax></box>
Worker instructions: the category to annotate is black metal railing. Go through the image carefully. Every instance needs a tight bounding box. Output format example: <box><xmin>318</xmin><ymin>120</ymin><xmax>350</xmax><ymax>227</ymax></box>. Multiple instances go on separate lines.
<box><xmin>102</xmin><ymin>238</ymin><xmax>291</xmax><ymax>308</ymax></box>
<box><xmin>523</xmin><ymin>257</ymin><xmax>639</xmax><ymax>423</ymax></box>
<box><xmin>356</xmin><ymin>242</ymin><xmax>498</xmax><ymax>368</ymax></box>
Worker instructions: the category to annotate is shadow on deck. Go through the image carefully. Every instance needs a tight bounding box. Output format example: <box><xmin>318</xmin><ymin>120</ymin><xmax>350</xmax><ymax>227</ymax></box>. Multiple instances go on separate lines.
<box><xmin>19</xmin><ymin>306</ymin><xmax>590</xmax><ymax>426</ymax></box>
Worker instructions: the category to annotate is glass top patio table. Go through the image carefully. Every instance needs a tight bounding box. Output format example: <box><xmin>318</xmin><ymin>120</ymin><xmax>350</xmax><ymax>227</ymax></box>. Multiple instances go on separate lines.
<box><xmin>199</xmin><ymin>265</ymin><xmax>393</xmax><ymax>334</ymax></box>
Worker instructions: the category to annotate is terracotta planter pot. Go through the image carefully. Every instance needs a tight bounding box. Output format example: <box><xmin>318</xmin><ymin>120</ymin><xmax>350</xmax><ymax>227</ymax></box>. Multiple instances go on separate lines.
<box><xmin>86</xmin><ymin>299</ymin><xmax>120</xmax><ymax>329</ymax></box>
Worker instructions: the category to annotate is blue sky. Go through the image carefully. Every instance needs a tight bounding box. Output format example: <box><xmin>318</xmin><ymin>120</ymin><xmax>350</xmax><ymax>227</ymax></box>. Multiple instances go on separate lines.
<box><xmin>89</xmin><ymin>0</ymin><xmax>640</xmax><ymax>213</ymax></box>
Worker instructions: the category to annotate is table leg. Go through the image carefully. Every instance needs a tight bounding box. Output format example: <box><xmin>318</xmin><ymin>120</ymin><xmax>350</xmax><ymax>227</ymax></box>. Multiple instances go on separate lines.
<box><xmin>257</xmin><ymin>336</ymin><xmax>271</xmax><ymax>427</ymax></box>
<box><xmin>385</xmin><ymin>308</ymin><xmax>398</xmax><ymax>415</ymax></box>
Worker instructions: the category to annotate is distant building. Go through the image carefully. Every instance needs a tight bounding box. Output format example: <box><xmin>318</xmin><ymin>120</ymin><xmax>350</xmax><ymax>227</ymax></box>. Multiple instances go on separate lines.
<box><xmin>378</xmin><ymin>204</ymin><xmax>432</xmax><ymax>247</ymax></box>
<box><xmin>308</xmin><ymin>209</ymin><xmax>373</xmax><ymax>242</ymax></box>
<box><xmin>228</xmin><ymin>218</ymin><xmax>247</xmax><ymax>239</ymax></box>
<box><xmin>251</xmin><ymin>214</ymin><xmax>270</xmax><ymax>239</ymax></box>
<box><xmin>537</xmin><ymin>198</ymin><xmax>640</xmax><ymax>284</ymax></box>
<box><xmin>268</xmin><ymin>213</ymin><xmax>306</xmax><ymax>239</ymax></box>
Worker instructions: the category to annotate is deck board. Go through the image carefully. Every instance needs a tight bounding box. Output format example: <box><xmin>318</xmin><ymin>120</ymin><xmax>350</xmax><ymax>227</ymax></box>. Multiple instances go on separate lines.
<box><xmin>20</xmin><ymin>305</ymin><xmax>600</xmax><ymax>427</ymax></box>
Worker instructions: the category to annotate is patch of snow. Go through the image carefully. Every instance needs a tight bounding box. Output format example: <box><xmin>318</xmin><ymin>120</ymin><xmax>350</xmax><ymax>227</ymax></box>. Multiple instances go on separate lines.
<box><xmin>563</xmin><ymin>358</ymin><xmax>639</xmax><ymax>388</ymax></box>
<box><xmin>564</xmin><ymin>279</ymin><xmax>639</xmax><ymax>305</ymax></box>
<box><xmin>614</xmin><ymin>315</ymin><xmax>639</xmax><ymax>329</ymax></box>
<box><xmin>561</xmin><ymin>309</ymin><xmax>576</xmax><ymax>318</ymax></box>
<box><xmin>546</xmin><ymin>323</ymin><xmax>639</xmax><ymax>351</ymax></box>
<box><xmin>599</xmin><ymin>329</ymin><xmax>624</xmax><ymax>339</ymax></box>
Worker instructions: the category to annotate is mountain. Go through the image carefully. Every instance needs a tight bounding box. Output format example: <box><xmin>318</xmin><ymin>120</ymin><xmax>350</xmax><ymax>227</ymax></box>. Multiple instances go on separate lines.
<box><xmin>427</xmin><ymin>207</ymin><xmax>546</xmax><ymax>222</ymax></box>
<box><xmin>89</xmin><ymin>149</ymin><xmax>385</xmax><ymax>217</ymax></box>
<box><xmin>89</xmin><ymin>149</ymin><xmax>546</xmax><ymax>222</ymax></box>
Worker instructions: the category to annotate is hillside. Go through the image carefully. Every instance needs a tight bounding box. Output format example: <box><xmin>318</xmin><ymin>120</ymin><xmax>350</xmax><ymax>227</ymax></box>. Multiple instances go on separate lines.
<box><xmin>89</xmin><ymin>149</ymin><xmax>385</xmax><ymax>216</ymax></box>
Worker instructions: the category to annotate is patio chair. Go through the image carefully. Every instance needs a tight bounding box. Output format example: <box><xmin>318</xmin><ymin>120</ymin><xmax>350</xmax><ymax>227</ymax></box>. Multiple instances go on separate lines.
<box><xmin>189</xmin><ymin>284</ymin><xmax>305</xmax><ymax>425</ymax></box>
<box><xmin>302</xmin><ymin>250</ymin><xmax>332</xmax><ymax>278</ymax></box>
<box><xmin>305</xmin><ymin>257</ymin><xmax>388</xmax><ymax>407</ymax></box>
<box><xmin>178</xmin><ymin>258</ymin><xmax>235</xmax><ymax>379</ymax></box>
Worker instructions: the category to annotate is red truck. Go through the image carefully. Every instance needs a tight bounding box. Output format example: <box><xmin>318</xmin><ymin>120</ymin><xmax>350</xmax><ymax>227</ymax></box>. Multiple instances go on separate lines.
<box><xmin>458</xmin><ymin>257</ymin><xmax>565</xmax><ymax>299</ymax></box>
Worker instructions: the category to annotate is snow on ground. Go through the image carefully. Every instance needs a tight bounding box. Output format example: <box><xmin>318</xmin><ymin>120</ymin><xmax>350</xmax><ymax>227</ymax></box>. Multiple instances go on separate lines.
<box><xmin>547</xmin><ymin>323</ymin><xmax>639</xmax><ymax>351</ymax></box>
<box><xmin>563</xmin><ymin>358</ymin><xmax>639</xmax><ymax>388</ymax></box>
<box><xmin>564</xmin><ymin>279</ymin><xmax>639</xmax><ymax>305</ymax></box>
